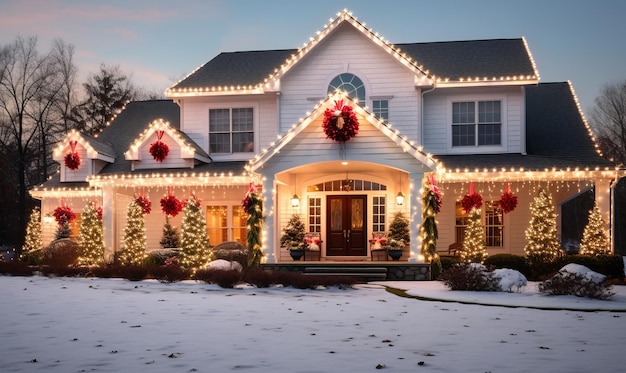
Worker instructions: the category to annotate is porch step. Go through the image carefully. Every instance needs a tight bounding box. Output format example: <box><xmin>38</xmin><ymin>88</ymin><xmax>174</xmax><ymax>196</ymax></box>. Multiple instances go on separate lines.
<box><xmin>304</xmin><ymin>266</ymin><xmax>388</xmax><ymax>282</ymax></box>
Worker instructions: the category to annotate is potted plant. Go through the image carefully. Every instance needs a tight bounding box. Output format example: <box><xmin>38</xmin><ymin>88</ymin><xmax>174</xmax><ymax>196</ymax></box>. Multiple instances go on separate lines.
<box><xmin>281</xmin><ymin>214</ymin><xmax>306</xmax><ymax>260</ymax></box>
<box><xmin>388</xmin><ymin>212</ymin><xmax>410</xmax><ymax>260</ymax></box>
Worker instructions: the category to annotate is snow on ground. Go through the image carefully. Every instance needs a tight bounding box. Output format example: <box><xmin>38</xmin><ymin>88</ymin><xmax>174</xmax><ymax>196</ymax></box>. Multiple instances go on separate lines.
<box><xmin>1</xmin><ymin>276</ymin><xmax>625</xmax><ymax>372</ymax></box>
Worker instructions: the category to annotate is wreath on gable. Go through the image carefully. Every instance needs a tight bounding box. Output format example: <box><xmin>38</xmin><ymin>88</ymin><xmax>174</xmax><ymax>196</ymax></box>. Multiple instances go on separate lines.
<box><xmin>64</xmin><ymin>140</ymin><xmax>81</xmax><ymax>170</ymax></box>
<box><xmin>149</xmin><ymin>130</ymin><xmax>169</xmax><ymax>162</ymax></box>
<box><xmin>461</xmin><ymin>183</ymin><xmax>483</xmax><ymax>214</ymax></box>
<box><xmin>322</xmin><ymin>99</ymin><xmax>359</xmax><ymax>143</ymax></box>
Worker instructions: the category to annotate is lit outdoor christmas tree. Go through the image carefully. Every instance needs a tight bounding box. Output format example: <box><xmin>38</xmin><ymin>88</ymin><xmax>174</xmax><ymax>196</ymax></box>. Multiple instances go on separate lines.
<box><xmin>21</xmin><ymin>207</ymin><xmax>43</xmax><ymax>261</ymax></box>
<box><xmin>179</xmin><ymin>195</ymin><xmax>212</xmax><ymax>271</ymax></box>
<box><xmin>579</xmin><ymin>201</ymin><xmax>610</xmax><ymax>256</ymax></box>
<box><xmin>119</xmin><ymin>199</ymin><xmax>147</xmax><ymax>265</ymax></box>
<box><xmin>78</xmin><ymin>202</ymin><xmax>105</xmax><ymax>266</ymax></box>
<box><xmin>524</xmin><ymin>189</ymin><xmax>564</xmax><ymax>265</ymax></box>
<box><xmin>55</xmin><ymin>219</ymin><xmax>71</xmax><ymax>240</ymax></box>
<box><xmin>459</xmin><ymin>207</ymin><xmax>487</xmax><ymax>263</ymax></box>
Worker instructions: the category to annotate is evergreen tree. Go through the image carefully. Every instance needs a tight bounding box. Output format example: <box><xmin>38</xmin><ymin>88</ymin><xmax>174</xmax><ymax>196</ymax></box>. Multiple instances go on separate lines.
<box><xmin>579</xmin><ymin>201</ymin><xmax>611</xmax><ymax>256</ymax></box>
<box><xmin>179</xmin><ymin>196</ymin><xmax>211</xmax><ymax>271</ymax></box>
<box><xmin>389</xmin><ymin>212</ymin><xmax>410</xmax><ymax>249</ymax></box>
<box><xmin>524</xmin><ymin>189</ymin><xmax>564</xmax><ymax>265</ymax></box>
<box><xmin>160</xmin><ymin>216</ymin><xmax>180</xmax><ymax>248</ymax></box>
<box><xmin>460</xmin><ymin>207</ymin><xmax>487</xmax><ymax>263</ymax></box>
<box><xmin>119</xmin><ymin>199</ymin><xmax>147</xmax><ymax>265</ymax></box>
<box><xmin>55</xmin><ymin>219</ymin><xmax>71</xmax><ymax>240</ymax></box>
<box><xmin>21</xmin><ymin>207</ymin><xmax>43</xmax><ymax>262</ymax></box>
<box><xmin>78</xmin><ymin>202</ymin><xmax>105</xmax><ymax>266</ymax></box>
<box><xmin>280</xmin><ymin>214</ymin><xmax>306</xmax><ymax>250</ymax></box>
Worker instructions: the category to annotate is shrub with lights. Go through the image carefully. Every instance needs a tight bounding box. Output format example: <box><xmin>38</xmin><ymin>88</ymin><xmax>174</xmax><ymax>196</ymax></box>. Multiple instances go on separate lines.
<box><xmin>21</xmin><ymin>207</ymin><xmax>43</xmax><ymax>263</ymax></box>
<box><xmin>524</xmin><ymin>189</ymin><xmax>565</xmax><ymax>266</ymax></box>
<box><xmin>78</xmin><ymin>201</ymin><xmax>105</xmax><ymax>266</ymax></box>
<box><xmin>179</xmin><ymin>195</ymin><xmax>212</xmax><ymax>271</ymax></box>
<box><xmin>119</xmin><ymin>198</ymin><xmax>147</xmax><ymax>266</ymax></box>
<box><xmin>458</xmin><ymin>184</ymin><xmax>487</xmax><ymax>264</ymax></box>
<box><xmin>578</xmin><ymin>201</ymin><xmax>611</xmax><ymax>256</ymax></box>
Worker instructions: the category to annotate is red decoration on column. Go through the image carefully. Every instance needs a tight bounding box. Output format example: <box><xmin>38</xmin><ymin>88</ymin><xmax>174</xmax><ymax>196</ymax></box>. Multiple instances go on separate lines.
<box><xmin>427</xmin><ymin>175</ymin><xmax>443</xmax><ymax>213</ymax></box>
<box><xmin>322</xmin><ymin>99</ymin><xmax>359</xmax><ymax>142</ymax></box>
<box><xmin>499</xmin><ymin>183</ymin><xmax>518</xmax><ymax>214</ymax></box>
<box><xmin>64</xmin><ymin>140</ymin><xmax>81</xmax><ymax>170</ymax></box>
<box><xmin>149</xmin><ymin>130</ymin><xmax>169</xmax><ymax>162</ymax></box>
<box><xmin>461</xmin><ymin>183</ymin><xmax>483</xmax><ymax>213</ymax></box>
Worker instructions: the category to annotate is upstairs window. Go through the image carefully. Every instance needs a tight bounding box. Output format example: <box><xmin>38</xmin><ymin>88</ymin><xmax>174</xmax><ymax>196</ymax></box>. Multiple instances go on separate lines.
<box><xmin>372</xmin><ymin>100</ymin><xmax>389</xmax><ymax>121</ymax></box>
<box><xmin>328</xmin><ymin>73</ymin><xmax>365</xmax><ymax>103</ymax></box>
<box><xmin>452</xmin><ymin>100</ymin><xmax>501</xmax><ymax>147</ymax></box>
<box><xmin>209</xmin><ymin>108</ymin><xmax>254</xmax><ymax>154</ymax></box>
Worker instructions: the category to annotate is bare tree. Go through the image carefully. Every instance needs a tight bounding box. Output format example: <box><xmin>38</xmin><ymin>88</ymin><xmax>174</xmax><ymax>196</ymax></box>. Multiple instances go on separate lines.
<box><xmin>589</xmin><ymin>80</ymin><xmax>626</xmax><ymax>165</ymax></box>
<box><xmin>81</xmin><ymin>64</ymin><xmax>137</xmax><ymax>135</ymax></box>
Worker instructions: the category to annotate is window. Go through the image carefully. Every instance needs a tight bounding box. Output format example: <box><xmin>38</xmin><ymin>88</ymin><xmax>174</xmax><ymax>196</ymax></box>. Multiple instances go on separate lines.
<box><xmin>209</xmin><ymin>108</ymin><xmax>254</xmax><ymax>154</ymax></box>
<box><xmin>372</xmin><ymin>100</ymin><xmax>389</xmax><ymax>121</ymax></box>
<box><xmin>372</xmin><ymin>196</ymin><xmax>386</xmax><ymax>232</ymax></box>
<box><xmin>454</xmin><ymin>200</ymin><xmax>504</xmax><ymax>247</ymax></box>
<box><xmin>328</xmin><ymin>73</ymin><xmax>365</xmax><ymax>103</ymax></box>
<box><xmin>308</xmin><ymin>197</ymin><xmax>321</xmax><ymax>233</ymax></box>
<box><xmin>452</xmin><ymin>100</ymin><xmax>501</xmax><ymax>147</ymax></box>
<box><xmin>206</xmin><ymin>205</ymin><xmax>247</xmax><ymax>246</ymax></box>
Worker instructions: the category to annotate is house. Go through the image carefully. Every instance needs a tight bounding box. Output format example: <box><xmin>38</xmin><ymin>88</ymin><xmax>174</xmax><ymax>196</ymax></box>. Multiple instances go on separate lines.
<box><xmin>31</xmin><ymin>10</ymin><xmax>621</xmax><ymax>266</ymax></box>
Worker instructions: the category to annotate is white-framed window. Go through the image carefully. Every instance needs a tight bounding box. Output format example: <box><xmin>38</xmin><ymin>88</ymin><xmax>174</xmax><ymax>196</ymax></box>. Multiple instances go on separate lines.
<box><xmin>454</xmin><ymin>200</ymin><xmax>504</xmax><ymax>247</ymax></box>
<box><xmin>372</xmin><ymin>196</ymin><xmax>386</xmax><ymax>232</ymax></box>
<box><xmin>372</xmin><ymin>100</ymin><xmax>389</xmax><ymax>121</ymax></box>
<box><xmin>209</xmin><ymin>108</ymin><xmax>254</xmax><ymax>154</ymax></box>
<box><xmin>452</xmin><ymin>100</ymin><xmax>501</xmax><ymax>147</ymax></box>
<box><xmin>328</xmin><ymin>73</ymin><xmax>365</xmax><ymax>103</ymax></box>
<box><xmin>307</xmin><ymin>197</ymin><xmax>322</xmax><ymax>233</ymax></box>
<box><xmin>206</xmin><ymin>205</ymin><xmax>247</xmax><ymax>246</ymax></box>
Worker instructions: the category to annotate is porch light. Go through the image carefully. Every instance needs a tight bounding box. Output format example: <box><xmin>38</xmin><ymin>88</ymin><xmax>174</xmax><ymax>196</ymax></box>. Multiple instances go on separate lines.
<box><xmin>291</xmin><ymin>194</ymin><xmax>300</xmax><ymax>208</ymax></box>
<box><xmin>395</xmin><ymin>192</ymin><xmax>405</xmax><ymax>205</ymax></box>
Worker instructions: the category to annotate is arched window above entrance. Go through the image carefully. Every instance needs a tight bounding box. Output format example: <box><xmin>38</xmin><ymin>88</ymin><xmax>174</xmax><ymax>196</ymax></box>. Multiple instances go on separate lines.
<box><xmin>327</xmin><ymin>73</ymin><xmax>365</xmax><ymax>103</ymax></box>
<box><xmin>307</xmin><ymin>179</ymin><xmax>387</xmax><ymax>192</ymax></box>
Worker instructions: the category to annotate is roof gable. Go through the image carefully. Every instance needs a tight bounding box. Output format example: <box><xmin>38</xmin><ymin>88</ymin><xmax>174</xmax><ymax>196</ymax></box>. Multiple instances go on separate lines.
<box><xmin>53</xmin><ymin>130</ymin><xmax>115</xmax><ymax>164</ymax></box>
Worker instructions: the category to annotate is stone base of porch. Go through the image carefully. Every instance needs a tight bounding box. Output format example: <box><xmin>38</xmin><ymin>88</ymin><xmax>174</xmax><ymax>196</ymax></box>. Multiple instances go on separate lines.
<box><xmin>261</xmin><ymin>262</ymin><xmax>431</xmax><ymax>281</ymax></box>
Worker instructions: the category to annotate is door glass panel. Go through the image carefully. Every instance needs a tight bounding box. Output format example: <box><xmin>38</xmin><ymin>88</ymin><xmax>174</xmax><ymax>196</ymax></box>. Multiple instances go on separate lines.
<box><xmin>351</xmin><ymin>199</ymin><xmax>363</xmax><ymax>230</ymax></box>
<box><xmin>207</xmin><ymin>206</ymin><xmax>228</xmax><ymax>245</ymax></box>
<box><xmin>330</xmin><ymin>199</ymin><xmax>342</xmax><ymax>231</ymax></box>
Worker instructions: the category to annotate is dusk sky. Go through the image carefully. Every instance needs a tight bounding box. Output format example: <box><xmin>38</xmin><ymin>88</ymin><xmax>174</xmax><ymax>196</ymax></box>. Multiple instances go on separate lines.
<box><xmin>1</xmin><ymin>0</ymin><xmax>624</xmax><ymax>116</ymax></box>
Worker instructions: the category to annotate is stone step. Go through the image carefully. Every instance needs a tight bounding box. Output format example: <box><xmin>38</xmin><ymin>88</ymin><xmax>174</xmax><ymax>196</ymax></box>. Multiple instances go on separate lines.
<box><xmin>304</xmin><ymin>267</ymin><xmax>388</xmax><ymax>281</ymax></box>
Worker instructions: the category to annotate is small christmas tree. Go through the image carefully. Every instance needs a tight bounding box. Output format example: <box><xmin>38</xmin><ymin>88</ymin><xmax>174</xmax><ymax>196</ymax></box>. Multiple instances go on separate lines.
<box><xmin>160</xmin><ymin>217</ymin><xmax>180</xmax><ymax>248</ymax></box>
<box><xmin>459</xmin><ymin>207</ymin><xmax>487</xmax><ymax>263</ymax></box>
<box><xmin>388</xmin><ymin>212</ymin><xmax>410</xmax><ymax>249</ymax></box>
<box><xmin>78</xmin><ymin>202</ymin><xmax>105</xmax><ymax>266</ymax></box>
<box><xmin>579</xmin><ymin>201</ymin><xmax>611</xmax><ymax>256</ymax></box>
<box><xmin>280</xmin><ymin>214</ymin><xmax>306</xmax><ymax>250</ymax></box>
<box><xmin>179</xmin><ymin>195</ymin><xmax>211</xmax><ymax>271</ymax></box>
<box><xmin>55</xmin><ymin>219</ymin><xmax>71</xmax><ymax>240</ymax></box>
<box><xmin>524</xmin><ymin>189</ymin><xmax>564</xmax><ymax>265</ymax></box>
<box><xmin>21</xmin><ymin>207</ymin><xmax>43</xmax><ymax>262</ymax></box>
<box><xmin>119</xmin><ymin>199</ymin><xmax>147</xmax><ymax>266</ymax></box>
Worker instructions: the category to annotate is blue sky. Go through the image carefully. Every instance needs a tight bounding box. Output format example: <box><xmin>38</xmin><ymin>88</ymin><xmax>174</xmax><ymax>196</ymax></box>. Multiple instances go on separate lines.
<box><xmin>1</xmin><ymin>0</ymin><xmax>624</xmax><ymax>115</ymax></box>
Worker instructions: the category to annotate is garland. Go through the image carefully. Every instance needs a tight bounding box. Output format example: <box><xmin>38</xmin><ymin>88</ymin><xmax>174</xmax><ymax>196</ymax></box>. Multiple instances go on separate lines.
<box><xmin>242</xmin><ymin>182</ymin><xmax>263</xmax><ymax>267</ymax></box>
<box><xmin>322</xmin><ymin>99</ymin><xmax>359</xmax><ymax>142</ymax></box>
<box><xmin>135</xmin><ymin>195</ymin><xmax>152</xmax><ymax>215</ymax></box>
<box><xmin>53</xmin><ymin>205</ymin><xmax>76</xmax><ymax>225</ymax></box>
<box><xmin>499</xmin><ymin>184</ymin><xmax>518</xmax><ymax>214</ymax></box>
<box><xmin>160</xmin><ymin>189</ymin><xmax>183</xmax><ymax>217</ymax></box>
<box><xmin>425</xmin><ymin>175</ymin><xmax>442</xmax><ymax>213</ymax></box>
<box><xmin>64</xmin><ymin>140</ymin><xmax>81</xmax><ymax>170</ymax></box>
<box><xmin>149</xmin><ymin>130</ymin><xmax>169</xmax><ymax>162</ymax></box>
<box><xmin>461</xmin><ymin>183</ymin><xmax>483</xmax><ymax>213</ymax></box>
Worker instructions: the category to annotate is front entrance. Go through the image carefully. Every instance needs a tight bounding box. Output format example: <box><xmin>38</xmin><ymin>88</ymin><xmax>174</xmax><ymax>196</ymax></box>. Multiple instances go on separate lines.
<box><xmin>326</xmin><ymin>195</ymin><xmax>367</xmax><ymax>256</ymax></box>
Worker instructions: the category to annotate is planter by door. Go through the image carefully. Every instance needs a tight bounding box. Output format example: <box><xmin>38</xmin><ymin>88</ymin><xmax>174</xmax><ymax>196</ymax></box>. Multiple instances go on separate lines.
<box><xmin>388</xmin><ymin>250</ymin><xmax>403</xmax><ymax>261</ymax></box>
<box><xmin>289</xmin><ymin>250</ymin><xmax>305</xmax><ymax>261</ymax></box>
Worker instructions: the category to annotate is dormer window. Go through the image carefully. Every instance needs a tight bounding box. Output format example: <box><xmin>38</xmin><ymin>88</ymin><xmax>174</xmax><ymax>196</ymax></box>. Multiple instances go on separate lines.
<box><xmin>328</xmin><ymin>73</ymin><xmax>365</xmax><ymax>103</ymax></box>
<box><xmin>209</xmin><ymin>108</ymin><xmax>254</xmax><ymax>154</ymax></box>
<box><xmin>452</xmin><ymin>100</ymin><xmax>501</xmax><ymax>147</ymax></box>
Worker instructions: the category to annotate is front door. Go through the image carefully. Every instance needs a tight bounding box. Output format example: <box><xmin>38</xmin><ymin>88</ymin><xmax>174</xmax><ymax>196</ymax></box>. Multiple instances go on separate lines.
<box><xmin>326</xmin><ymin>195</ymin><xmax>367</xmax><ymax>256</ymax></box>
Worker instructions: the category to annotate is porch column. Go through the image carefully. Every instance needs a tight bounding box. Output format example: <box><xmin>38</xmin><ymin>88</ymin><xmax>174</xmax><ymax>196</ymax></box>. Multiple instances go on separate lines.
<box><xmin>408</xmin><ymin>172</ymin><xmax>424</xmax><ymax>263</ymax></box>
<box><xmin>261</xmin><ymin>175</ymin><xmax>277</xmax><ymax>263</ymax></box>
<box><xmin>595</xmin><ymin>177</ymin><xmax>612</xmax><ymax>250</ymax></box>
<box><xmin>101</xmin><ymin>184</ymin><xmax>115</xmax><ymax>262</ymax></box>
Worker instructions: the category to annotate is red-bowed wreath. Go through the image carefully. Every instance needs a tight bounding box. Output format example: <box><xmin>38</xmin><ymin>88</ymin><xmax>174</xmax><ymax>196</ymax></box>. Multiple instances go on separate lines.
<box><xmin>499</xmin><ymin>184</ymin><xmax>518</xmax><ymax>214</ymax></box>
<box><xmin>135</xmin><ymin>195</ymin><xmax>152</xmax><ymax>215</ymax></box>
<box><xmin>427</xmin><ymin>175</ymin><xmax>443</xmax><ymax>214</ymax></box>
<box><xmin>461</xmin><ymin>183</ymin><xmax>483</xmax><ymax>213</ymax></box>
<box><xmin>160</xmin><ymin>190</ymin><xmax>182</xmax><ymax>217</ymax></box>
<box><xmin>322</xmin><ymin>99</ymin><xmax>359</xmax><ymax>143</ymax></box>
<box><xmin>64</xmin><ymin>140</ymin><xmax>81</xmax><ymax>170</ymax></box>
<box><xmin>53</xmin><ymin>205</ymin><xmax>76</xmax><ymax>225</ymax></box>
<box><xmin>149</xmin><ymin>130</ymin><xmax>169</xmax><ymax>162</ymax></box>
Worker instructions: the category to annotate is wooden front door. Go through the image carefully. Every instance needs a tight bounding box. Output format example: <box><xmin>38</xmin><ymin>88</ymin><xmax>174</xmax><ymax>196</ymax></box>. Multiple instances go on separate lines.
<box><xmin>326</xmin><ymin>195</ymin><xmax>367</xmax><ymax>256</ymax></box>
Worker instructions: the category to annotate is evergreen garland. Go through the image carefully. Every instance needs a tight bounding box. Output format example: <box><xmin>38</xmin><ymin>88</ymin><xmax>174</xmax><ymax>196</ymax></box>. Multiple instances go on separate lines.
<box><xmin>524</xmin><ymin>189</ymin><xmax>564</xmax><ymax>265</ymax></box>
<box><xmin>179</xmin><ymin>195</ymin><xmax>212</xmax><ymax>271</ymax></box>
<box><xmin>78</xmin><ymin>202</ymin><xmax>105</xmax><ymax>266</ymax></box>
<box><xmin>119</xmin><ymin>199</ymin><xmax>147</xmax><ymax>266</ymax></box>
<box><xmin>579</xmin><ymin>201</ymin><xmax>611</xmax><ymax>256</ymax></box>
<box><xmin>420</xmin><ymin>177</ymin><xmax>441</xmax><ymax>276</ymax></box>
<box><xmin>243</xmin><ymin>183</ymin><xmax>264</xmax><ymax>267</ymax></box>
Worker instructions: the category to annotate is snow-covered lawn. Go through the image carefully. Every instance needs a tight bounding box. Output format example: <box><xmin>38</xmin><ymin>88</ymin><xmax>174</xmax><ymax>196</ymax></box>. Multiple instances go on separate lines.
<box><xmin>1</xmin><ymin>275</ymin><xmax>625</xmax><ymax>372</ymax></box>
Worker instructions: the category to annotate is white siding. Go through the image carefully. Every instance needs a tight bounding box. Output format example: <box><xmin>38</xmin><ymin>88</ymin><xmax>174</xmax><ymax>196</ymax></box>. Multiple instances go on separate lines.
<box><xmin>279</xmin><ymin>23</ymin><xmax>421</xmax><ymax>140</ymax></box>
<box><xmin>61</xmin><ymin>144</ymin><xmax>91</xmax><ymax>182</ymax></box>
<box><xmin>134</xmin><ymin>132</ymin><xmax>191</xmax><ymax>170</ymax></box>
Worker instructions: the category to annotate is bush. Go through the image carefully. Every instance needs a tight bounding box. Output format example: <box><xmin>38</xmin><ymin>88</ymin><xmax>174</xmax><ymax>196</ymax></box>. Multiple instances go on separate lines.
<box><xmin>149</xmin><ymin>265</ymin><xmax>191</xmax><ymax>283</ymax></box>
<box><xmin>20</xmin><ymin>249</ymin><xmax>43</xmax><ymax>265</ymax></box>
<box><xmin>144</xmin><ymin>249</ymin><xmax>180</xmax><ymax>267</ymax></box>
<box><xmin>0</xmin><ymin>261</ymin><xmax>33</xmax><ymax>276</ymax></box>
<box><xmin>539</xmin><ymin>271</ymin><xmax>615</xmax><ymax>300</ymax></box>
<box><xmin>40</xmin><ymin>265</ymin><xmax>89</xmax><ymax>277</ymax></box>
<box><xmin>116</xmin><ymin>265</ymin><xmax>149</xmax><ymax>281</ymax></box>
<box><xmin>43</xmin><ymin>239</ymin><xmax>80</xmax><ymax>267</ymax></box>
<box><xmin>243</xmin><ymin>269</ymin><xmax>276</xmax><ymax>288</ymax></box>
<box><xmin>484</xmin><ymin>254</ymin><xmax>531</xmax><ymax>276</ymax></box>
<box><xmin>193</xmin><ymin>269</ymin><xmax>242</xmax><ymax>288</ymax></box>
<box><xmin>439</xmin><ymin>255</ymin><xmax>462</xmax><ymax>273</ymax></box>
<box><xmin>565</xmin><ymin>255</ymin><xmax>624</xmax><ymax>280</ymax></box>
<box><xmin>440</xmin><ymin>263</ymin><xmax>500</xmax><ymax>291</ymax></box>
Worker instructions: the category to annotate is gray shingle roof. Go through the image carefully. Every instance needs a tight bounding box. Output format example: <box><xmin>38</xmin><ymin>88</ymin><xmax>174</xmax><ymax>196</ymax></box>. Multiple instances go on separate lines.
<box><xmin>434</xmin><ymin>82</ymin><xmax>615</xmax><ymax>171</ymax></box>
<box><xmin>171</xmin><ymin>38</ymin><xmax>535</xmax><ymax>90</ymax></box>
